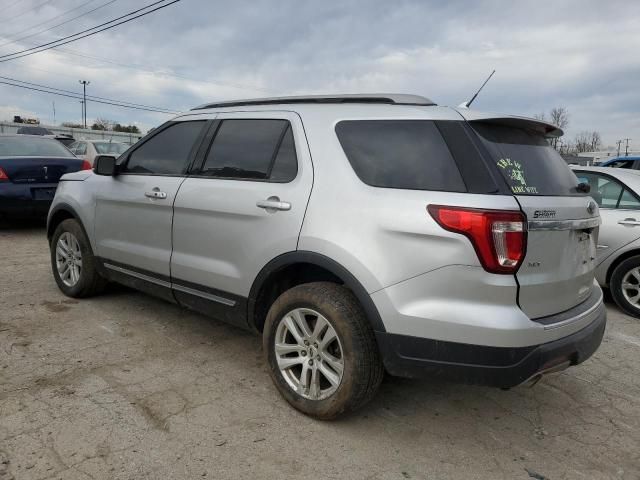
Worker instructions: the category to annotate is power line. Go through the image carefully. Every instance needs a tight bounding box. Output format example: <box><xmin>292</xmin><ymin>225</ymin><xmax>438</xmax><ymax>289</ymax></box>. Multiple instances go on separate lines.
<box><xmin>1</xmin><ymin>0</ymin><xmax>22</xmax><ymax>12</ymax></box>
<box><xmin>0</xmin><ymin>0</ymin><xmax>182</xmax><ymax>63</ymax></box>
<box><xmin>57</xmin><ymin>48</ymin><xmax>275</xmax><ymax>93</ymax></box>
<box><xmin>0</xmin><ymin>74</ymin><xmax>179</xmax><ymax>113</ymax></box>
<box><xmin>0</xmin><ymin>0</ymin><xmax>57</xmax><ymax>24</ymax></box>
<box><xmin>4</xmin><ymin>58</ymin><xmax>274</xmax><ymax>97</ymax></box>
<box><xmin>1</xmin><ymin>0</ymin><xmax>99</xmax><ymax>42</ymax></box>
<box><xmin>0</xmin><ymin>79</ymin><xmax>179</xmax><ymax>114</ymax></box>
<box><xmin>0</xmin><ymin>0</ymin><xmax>119</xmax><ymax>50</ymax></box>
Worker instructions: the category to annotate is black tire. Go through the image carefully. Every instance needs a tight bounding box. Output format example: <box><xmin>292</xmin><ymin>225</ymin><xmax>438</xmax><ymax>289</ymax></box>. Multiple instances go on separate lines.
<box><xmin>50</xmin><ymin>218</ymin><xmax>107</xmax><ymax>298</ymax></box>
<box><xmin>610</xmin><ymin>256</ymin><xmax>640</xmax><ymax>318</ymax></box>
<box><xmin>263</xmin><ymin>282</ymin><xmax>383</xmax><ymax>419</ymax></box>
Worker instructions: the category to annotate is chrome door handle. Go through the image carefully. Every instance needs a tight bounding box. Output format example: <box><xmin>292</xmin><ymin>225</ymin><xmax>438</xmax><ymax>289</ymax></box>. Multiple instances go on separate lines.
<box><xmin>256</xmin><ymin>196</ymin><xmax>291</xmax><ymax>212</ymax></box>
<box><xmin>145</xmin><ymin>188</ymin><xmax>167</xmax><ymax>199</ymax></box>
<box><xmin>618</xmin><ymin>218</ymin><xmax>640</xmax><ymax>226</ymax></box>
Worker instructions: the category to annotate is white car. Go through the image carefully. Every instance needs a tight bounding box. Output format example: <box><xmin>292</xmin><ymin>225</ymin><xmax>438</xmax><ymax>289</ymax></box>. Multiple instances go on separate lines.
<box><xmin>68</xmin><ymin>140</ymin><xmax>129</xmax><ymax>165</ymax></box>
<box><xmin>573</xmin><ymin>166</ymin><xmax>640</xmax><ymax>317</ymax></box>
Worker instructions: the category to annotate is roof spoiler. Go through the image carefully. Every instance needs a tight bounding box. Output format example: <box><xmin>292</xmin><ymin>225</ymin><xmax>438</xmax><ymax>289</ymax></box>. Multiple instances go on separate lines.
<box><xmin>455</xmin><ymin>109</ymin><xmax>564</xmax><ymax>137</ymax></box>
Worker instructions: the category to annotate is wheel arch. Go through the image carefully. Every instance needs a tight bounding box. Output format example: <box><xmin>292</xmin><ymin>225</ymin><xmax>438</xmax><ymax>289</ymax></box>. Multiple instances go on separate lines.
<box><xmin>607</xmin><ymin>248</ymin><xmax>640</xmax><ymax>285</ymax></box>
<box><xmin>47</xmin><ymin>203</ymin><xmax>89</xmax><ymax>244</ymax></box>
<box><xmin>247</xmin><ymin>251</ymin><xmax>386</xmax><ymax>334</ymax></box>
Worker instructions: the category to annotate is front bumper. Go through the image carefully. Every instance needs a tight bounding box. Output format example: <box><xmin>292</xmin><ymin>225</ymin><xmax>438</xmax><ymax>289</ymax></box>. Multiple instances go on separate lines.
<box><xmin>376</xmin><ymin>300</ymin><xmax>606</xmax><ymax>388</ymax></box>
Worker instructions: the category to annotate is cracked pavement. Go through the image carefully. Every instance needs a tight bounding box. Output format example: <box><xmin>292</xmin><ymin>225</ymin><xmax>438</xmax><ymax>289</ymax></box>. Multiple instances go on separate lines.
<box><xmin>1</xmin><ymin>222</ymin><xmax>639</xmax><ymax>480</ymax></box>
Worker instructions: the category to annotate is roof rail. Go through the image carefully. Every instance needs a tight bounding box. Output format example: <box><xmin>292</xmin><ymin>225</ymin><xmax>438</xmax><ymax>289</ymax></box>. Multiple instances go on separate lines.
<box><xmin>192</xmin><ymin>94</ymin><xmax>436</xmax><ymax>110</ymax></box>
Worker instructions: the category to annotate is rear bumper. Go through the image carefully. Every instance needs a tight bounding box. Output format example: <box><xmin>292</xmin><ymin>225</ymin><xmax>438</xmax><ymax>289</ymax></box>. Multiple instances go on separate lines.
<box><xmin>0</xmin><ymin>183</ymin><xmax>56</xmax><ymax>217</ymax></box>
<box><xmin>376</xmin><ymin>300</ymin><xmax>606</xmax><ymax>388</ymax></box>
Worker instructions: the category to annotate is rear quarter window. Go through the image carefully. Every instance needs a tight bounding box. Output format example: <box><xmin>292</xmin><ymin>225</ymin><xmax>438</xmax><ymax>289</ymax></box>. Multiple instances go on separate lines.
<box><xmin>335</xmin><ymin>120</ymin><xmax>467</xmax><ymax>192</ymax></box>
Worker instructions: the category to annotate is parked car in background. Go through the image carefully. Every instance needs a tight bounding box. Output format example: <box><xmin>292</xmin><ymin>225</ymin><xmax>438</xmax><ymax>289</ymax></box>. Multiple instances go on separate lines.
<box><xmin>574</xmin><ymin>166</ymin><xmax>640</xmax><ymax>317</ymax></box>
<box><xmin>69</xmin><ymin>140</ymin><xmax>129</xmax><ymax>165</ymax></box>
<box><xmin>599</xmin><ymin>156</ymin><xmax>640</xmax><ymax>169</ymax></box>
<box><xmin>48</xmin><ymin>94</ymin><xmax>606</xmax><ymax>418</ymax></box>
<box><xmin>0</xmin><ymin>134</ymin><xmax>91</xmax><ymax>218</ymax></box>
<box><xmin>16</xmin><ymin>126</ymin><xmax>54</xmax><ymax>136</ymax></box>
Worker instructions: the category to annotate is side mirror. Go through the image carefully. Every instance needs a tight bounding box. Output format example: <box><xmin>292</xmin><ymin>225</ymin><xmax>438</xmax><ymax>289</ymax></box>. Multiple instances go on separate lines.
<box><xmin>576</xmin><ymin>182</ymin><xmax>591</xmax><ymax>194</ymax></box>
<box><xmin>94</xmin><ymin>155</ymin><xmax>118</xmax><ymax>176</ymax></box>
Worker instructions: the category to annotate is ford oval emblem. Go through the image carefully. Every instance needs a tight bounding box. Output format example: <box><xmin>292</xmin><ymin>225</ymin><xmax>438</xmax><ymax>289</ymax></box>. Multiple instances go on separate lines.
<box><xmin>587</xmin><ymin>200</ymin><xmax>597</xmax><ymax>215</ymax></box>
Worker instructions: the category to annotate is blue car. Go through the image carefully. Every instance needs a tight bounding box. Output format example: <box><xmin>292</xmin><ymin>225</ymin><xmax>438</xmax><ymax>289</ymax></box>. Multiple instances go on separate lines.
<box><xmin>599</xmin><ymin>156</ymin><xmax>640</xmax><ymax>169</ymax></box>
<box><xmin>0</xmin><ymin>134</ymin><xmax>91</xmax><ymax>218</ymax></box>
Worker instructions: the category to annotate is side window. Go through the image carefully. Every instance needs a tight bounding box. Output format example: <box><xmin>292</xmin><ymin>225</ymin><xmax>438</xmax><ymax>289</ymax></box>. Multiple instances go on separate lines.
<box><xmin>76</xmin><ymin>142</ymin><xmax>87</xmax><ymax>155</ymax></box>
<box><xmin>578</xmin><ymin>172</ymin><xmax>625</xmax><ymax>208</ymax></box>
<box><xmin>200</xmin><ymin>119</ymin><xmax>297</xmax><ymax>182</ymax></box>
<box><xmin>269</xmin><ymin>125</ymin><xmax>298</xmax><ymax>182</ymax></box>
<box><xmin>122</xmin><ymin>121</ymin><xmax>205</xmax><ymax>175</ymax></box>
<box><xmin>335</xmin><ymin>120</ymin><xmax>466</xmax><ymax>192</ymax></box>
<box><xmin>68</xmin><ymin>142</ymin><xmax>78</xmax><ymax>154</ymax></box>
<box><xmin>619</xmin><ymin>189</ymin><xmax>640</xmax><ymax>209</ymax></box>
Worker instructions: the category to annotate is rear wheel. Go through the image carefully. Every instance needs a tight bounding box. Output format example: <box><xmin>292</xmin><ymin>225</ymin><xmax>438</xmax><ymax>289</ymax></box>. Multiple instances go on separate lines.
<box><xmin>50</xmin><ymin>219</ymin><xmax>107</xmax><ymax>298</ymax></box>
<box><xmin>263</xmin><ymin>282</ymin><xmax>383</xmax><ymax>419</ymax></box>
<box><xmin>610</xmin><ymin>256</ymin><xmax>640</xmax><ymax>318</ymax></box>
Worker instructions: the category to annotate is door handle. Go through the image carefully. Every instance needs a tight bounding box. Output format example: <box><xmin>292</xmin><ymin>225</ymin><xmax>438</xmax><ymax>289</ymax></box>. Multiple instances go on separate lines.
<box><xmin>145</xmin><ymin>188</ymin><xmax>167</xmax><ymax>200</ymax></box>
<box><xmin>618</xmin><ymin>218</ymin><xmax>640</xmax><ymax>226</ymax></box>
<box><xmin>256</xmin><ymin>196</ymin><xmax>291</xmax><ymax>212</ymax></box>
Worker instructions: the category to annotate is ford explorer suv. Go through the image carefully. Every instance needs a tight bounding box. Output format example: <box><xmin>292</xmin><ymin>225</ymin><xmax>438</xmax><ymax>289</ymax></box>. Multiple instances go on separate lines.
<box><xmin>47</xmin><ymin>94</ymin><xmax>606</xmax><ymax>419</ymax></box>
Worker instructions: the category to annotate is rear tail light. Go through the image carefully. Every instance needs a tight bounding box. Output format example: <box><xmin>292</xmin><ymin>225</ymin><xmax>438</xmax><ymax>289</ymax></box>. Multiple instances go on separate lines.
<box><xmin>0</xmin><ymin>167</ymin><xmax>9</xmax><ymax>181</ymax></box>
<box><xmin>81</xmin><ymin>160</ymin><xmax>92</xmax><ymax>171</ymax></box>
<box><xmin>428</xmin><ymin>205</ymin><xmax>526</xmax><ymax>274</ymax></box>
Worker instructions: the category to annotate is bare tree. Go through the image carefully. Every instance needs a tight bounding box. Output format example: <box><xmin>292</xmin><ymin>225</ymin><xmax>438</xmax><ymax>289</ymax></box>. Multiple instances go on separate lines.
<box><xmin>589</xmin><ymin>131</ymin><xmax>602</xmax><ymax>151</ymax></box>
<box><xmin>533</xmin><ymin>112</ymin><xmax>547</xmax><ymax>121</ymax></box>
<box><xmin>548</xmin><ymin>107</ymin><xmax>569</xmax><ymax>149</ymax></box>
<box><xmin>91</xmin><ymin>117</ymin><xmax>114</xmax><ymax>131</ymax></box>
<box><xmin>572</xmin><ymin>131</ymin><xmax>593</xmax><ymax>153</ymax></box>
<box><xmin>549</xmin><ymin>107</ymin><xmax>569</xmax><ymax>130</ymax></box>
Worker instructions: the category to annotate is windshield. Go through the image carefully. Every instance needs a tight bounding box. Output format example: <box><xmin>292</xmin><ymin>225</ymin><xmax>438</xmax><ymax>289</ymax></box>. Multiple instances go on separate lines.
<box><xmin>472</xmin><ymin>123</ymin><xmax>583</xmax><ymax>196</ymax></box>
<box><xmin>0</xmin><ymin>136</ymin><xmax>75</xmax><ymax>158</ymax></box>
<box><xmin>93</xmin><ymin>142</ymin><xmax>128</xmax><ymax>155</ymax></box>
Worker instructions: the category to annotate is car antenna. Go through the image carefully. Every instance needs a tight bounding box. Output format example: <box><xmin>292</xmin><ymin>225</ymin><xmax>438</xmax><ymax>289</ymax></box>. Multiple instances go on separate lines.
<box><xmin>459</xmin><ymin>69</ymin><xmax>495</xmax><ymax>109</ymax></box>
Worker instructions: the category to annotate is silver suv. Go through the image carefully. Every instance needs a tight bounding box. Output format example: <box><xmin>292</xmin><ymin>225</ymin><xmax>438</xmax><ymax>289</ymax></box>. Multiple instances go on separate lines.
<box><xmin>47</xmin><ymin>94</ymin><xmax>606</xmax><ymax>419</ymax></box>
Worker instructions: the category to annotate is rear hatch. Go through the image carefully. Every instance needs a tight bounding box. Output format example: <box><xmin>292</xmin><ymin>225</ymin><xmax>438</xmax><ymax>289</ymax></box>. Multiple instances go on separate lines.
<box><xmin>467</xmin><ymin>118</ymin><xmax>599</xmax><ymax>319</ymax></box>
<box><xmin>0</xmin><ymin>157</ymin><xmax>85</xmax><ymax>183</ymax></box>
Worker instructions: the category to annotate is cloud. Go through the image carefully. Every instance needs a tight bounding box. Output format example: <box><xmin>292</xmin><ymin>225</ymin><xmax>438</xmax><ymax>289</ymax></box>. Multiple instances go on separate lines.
<box><xmin>0</xmin><ymin>0</ymin><xmax>637</xmax><ymax>145</ymax></box>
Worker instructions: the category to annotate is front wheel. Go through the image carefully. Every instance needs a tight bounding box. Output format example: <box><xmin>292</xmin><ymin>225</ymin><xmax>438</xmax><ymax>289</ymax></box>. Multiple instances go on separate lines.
<box><xmin>610</xmin><ymin>256</ymin><xmax>640</xmax><ymax>318</ymax></box>
<box><xmin>50</xmin><ymin>219</ymin><xmax>107</xmax><ymax>298</ymax></box>
<box><xmin>263</xmin><ymin>282</ymin><xmax>383</xmax><ymax>419</ymax></box>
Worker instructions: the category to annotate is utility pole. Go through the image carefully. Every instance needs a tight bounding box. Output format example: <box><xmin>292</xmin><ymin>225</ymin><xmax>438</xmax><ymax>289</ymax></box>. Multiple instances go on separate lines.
<box><xmin>624</xmin><ymin>138</ymin><xmax>632</xmax><ymax>157</ymax></box>
<box><xmin>616</xmin><ymin>140</ymin><xmax>623</xmax><ymax>157</ymax></box>
<box><xmin>79</xmin><ymin>80</ymin><xmax>90</xmax><ymax>129</ymax></box>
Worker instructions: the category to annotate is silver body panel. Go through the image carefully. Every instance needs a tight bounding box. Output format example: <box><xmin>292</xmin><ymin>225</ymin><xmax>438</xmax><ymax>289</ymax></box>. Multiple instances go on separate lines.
<box><xmin>94</xmin><ymin>174</ymin><xmax>185</xmax><ymax>277</ymax></box>
<box><xmin>49</xmin><ymin>100</ymin><xmax>603</xmax><ymax>350</ymax></box>
<box><xmin>171</xmin><ymin>111</ymin><xmax>313</xmax><ymax>296</ymax></box>
<box><xmin>514</xmin><ymin>195</ymin><xmax>600</xmax><ymax>318</ymax></box>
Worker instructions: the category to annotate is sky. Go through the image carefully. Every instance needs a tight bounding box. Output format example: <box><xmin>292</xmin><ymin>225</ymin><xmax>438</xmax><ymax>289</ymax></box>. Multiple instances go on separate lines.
<box><xmin>0</xmin><ymin>0</ymin><xmax>638</xmax><ymax>148</ymax></box>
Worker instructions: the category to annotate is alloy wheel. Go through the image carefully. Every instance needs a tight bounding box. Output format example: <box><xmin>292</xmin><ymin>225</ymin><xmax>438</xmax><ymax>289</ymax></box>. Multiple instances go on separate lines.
<box><xmin>274</xmin><ymin>308</ymin><xmax>344</xmax><ymax>400</ymax></box>
<box><xmin>55</xmin><ymin>232</ymin><xmax>83</xmax><ymax>287</ymax></box>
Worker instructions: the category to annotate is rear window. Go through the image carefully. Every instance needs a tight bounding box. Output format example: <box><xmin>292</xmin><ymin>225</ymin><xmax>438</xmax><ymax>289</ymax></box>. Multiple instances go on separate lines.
<box><xmin>0</xmin><ymin>136</ymin><xmax>75</xmax><ymax>157</ymax></box>
<box><xmin>472</xmin><ymin>123</ymin><xmax>582</xmax><ymax>196</ymax></box>
<box><xmin>335</xmin><ymin>120</ymin><xmax>466</xmax><ymax>192</ymax></box>
<box><xmin>93</xmin><ymin>142</ymin><xmax>128</xmax><ymax>155</ymax></box>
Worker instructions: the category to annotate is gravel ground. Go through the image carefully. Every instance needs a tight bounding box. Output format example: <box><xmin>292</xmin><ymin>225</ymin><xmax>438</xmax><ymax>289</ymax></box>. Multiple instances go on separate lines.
<box><xmin>1</xmin><ymin>221</ymin><xmax>639</xmax><ymax>480</ymax></box>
